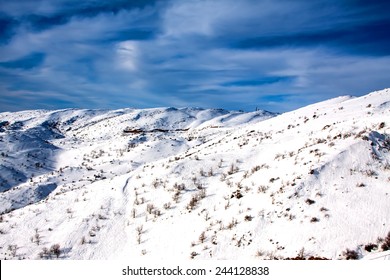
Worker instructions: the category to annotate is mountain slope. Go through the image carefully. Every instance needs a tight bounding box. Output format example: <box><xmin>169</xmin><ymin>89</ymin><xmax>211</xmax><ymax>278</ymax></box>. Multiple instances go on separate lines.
<box><xmin>0</xmin><ymin>89</ymin><xmax>389</xmax><ymax>260</ymax></box>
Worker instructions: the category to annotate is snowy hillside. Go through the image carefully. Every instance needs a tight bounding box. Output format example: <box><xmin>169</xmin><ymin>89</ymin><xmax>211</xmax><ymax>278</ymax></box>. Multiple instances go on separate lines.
<box><xmin>0</xmin><ymin>89</ymin><xmax>389</xmax><ymax>260</ymax></box>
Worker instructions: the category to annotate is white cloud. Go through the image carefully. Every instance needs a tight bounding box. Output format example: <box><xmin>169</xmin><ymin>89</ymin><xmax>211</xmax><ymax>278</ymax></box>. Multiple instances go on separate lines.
<box><xmin>116</xmin><ymin>41</ymin><xmax>139</xmax><ymax>71</ymax></box>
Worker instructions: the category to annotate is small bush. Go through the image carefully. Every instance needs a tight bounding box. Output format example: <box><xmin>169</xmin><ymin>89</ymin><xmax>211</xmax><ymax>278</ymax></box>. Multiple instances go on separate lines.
<box><xmin>244</xmin><ymin>215</ymin><xmax>253</xmax><ymax>221</ymax></box>
<box><xmin>364</xmin><ymin>243</ymin><xmax>378</xmax><ymax>252</ymax></box>
<box><xmin>198</xmin><ymin>189</ymin><xmax>207</xmax><ymax>199</ymax></box>
<box><xmin>187</xmin><ymin>195</ymin><xmax>198</xmax><ymax>210</ymax></box>
<box><xmin>173</xmin><ymin>191</ymin><xmax>181</xmax><ymax>203</ymax></box>
<box><xmin>136</xmin><ymin>225</ymin><xmax>143</xmax><ymax>235</ymax></box>
<box><xmin>8</xmin><ymin>244</ymin><xmax>18</xmax><ymax>257</ymax></box>
<box><xmin>50</xmin><ymin>244</ymin><xmax>61</xmax><ymax>258</ymax></box>
<box><xmin>381</xmin><ymin>232</ymin><xmax>390</xmax><ymax>251</ymax></box>
<box><xmin>152</xmin><ymin>208</ymin><xmax>161</xmax><ymax>218</ymax></box>
<box><xmin>255</xmin><ymin>250</ymin><xmax>265</xmax><ymax>257</ymax></box>
<box><xmin>343</xmin><ymin>249</ymin><xmax>359</xmax><ymax>260</ymax></box>
<box><xmin>251</xmin><ymin>165</ymin><xmax>261</xmax><ymax>173</ymax></box>
<box><xmin>39</xmin><ymin>247</ymin><xmax>49</xmax><ymax>259</ymax></box>
<box><xmin>305</xmin><ymin>199</ymin><xmax>315</xmax><ymax>205</ymax></box>
<box><xmin>199</xmin><ymin>232</ymin><xmax>206</xmax><ymax>243</ymax></box>
<box><xmin>226</xmin><ymin>218</ymin><xmax>238</xmax><ymax>230</ymax></box>
<box><xmin>364</xmin><ymin>170</ymin><xmax>377</xmax><ymax>177</ymax></box>
<box><xmin>257</xmin><ymin>185</ymin><xmax>268</xmax><ymax>193</ymax></box>
<box><xmin>190</xmin><ymin>251</ymin><xmax>198</xmax><ymax>259</ymax></box>
<box><xmin>227</xmin><ymin>163</ymin><xmax>238</xmax><ymax>175</ymax></box>
<box><xmin>146</xmin><ymin>204</ymin><xmax>155</xmax><ymax>214</ymax></box>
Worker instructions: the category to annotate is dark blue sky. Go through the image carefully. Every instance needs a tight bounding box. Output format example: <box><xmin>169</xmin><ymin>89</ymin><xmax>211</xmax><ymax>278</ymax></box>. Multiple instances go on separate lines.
<box><xmin>0</xmin><ymin>0</ymin><xmax>389</xmax><ymax>112</ymax></box>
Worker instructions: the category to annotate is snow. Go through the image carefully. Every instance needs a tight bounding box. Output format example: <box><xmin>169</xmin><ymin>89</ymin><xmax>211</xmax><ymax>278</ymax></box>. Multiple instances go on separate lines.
<box><xmin>0</xmin><ymin>89</ymin><xmax>389</xmax><ymax>260</ymax></box>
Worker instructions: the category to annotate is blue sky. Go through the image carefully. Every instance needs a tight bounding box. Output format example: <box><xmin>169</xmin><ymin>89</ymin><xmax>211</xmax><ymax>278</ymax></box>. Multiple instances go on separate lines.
<box><xmin>0</xmin><ymin>0</ymin><xmax>389</xmax><ymax>113</ymax></box>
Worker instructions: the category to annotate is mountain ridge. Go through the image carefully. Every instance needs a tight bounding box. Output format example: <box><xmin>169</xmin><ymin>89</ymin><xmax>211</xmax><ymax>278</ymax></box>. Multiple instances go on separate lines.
<box><xmin>0</xmin><ymin>89</ymin><xmax>389</xmax><ymax>260</ymax></box>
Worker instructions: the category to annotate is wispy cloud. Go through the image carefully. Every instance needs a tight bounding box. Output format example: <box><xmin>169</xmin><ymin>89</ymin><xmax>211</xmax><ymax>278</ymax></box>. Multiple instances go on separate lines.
<box><xmin>0</xmin><ymin>0</ymin><xmax>389</xmax><ymax>112</ymax></box>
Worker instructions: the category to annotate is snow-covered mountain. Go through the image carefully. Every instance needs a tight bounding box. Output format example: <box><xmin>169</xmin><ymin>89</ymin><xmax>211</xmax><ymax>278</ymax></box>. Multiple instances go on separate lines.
<box><xmin>0</xmin><ymin>89</ymin><xmax>389</xmax><ymax>260</ymax></box>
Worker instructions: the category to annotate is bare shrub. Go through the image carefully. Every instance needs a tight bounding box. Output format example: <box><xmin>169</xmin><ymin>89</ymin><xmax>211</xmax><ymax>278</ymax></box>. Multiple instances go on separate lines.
<box><xmin>226</xmin><ymin>218</ymin><xmax>238</xmax><ymax>230</ymax></box>
<box><xmin>224</xmin><ymin>199</ymin><xmax>230</xmax><ymax>210</ymax></box>
<box><xmin>136</xmin><ymin>225</ymin><xmax>143</xmax><ymax>235</ymax></box>
<box><xmin>8</xmin><ymin>244</ymin><xmax>18</xmax><ymax>258</ymax></box>
<box><xmin>173</xmin><ymin>182</ymin><xmax>185</xmax><ymax>191</ymax></box>
<box><xmin>364</xmin><ymin>243</ymin><xmax>378</xmax><ymax>252</ymax></box>
<box><xmin>152</xmin><ymin>179</ymin><xmax>160</xmax><ymax>188</ymax></box>
<box><xmin>364</xmin><ymin>170</ymin><xmax>377</xmax><ymax>177</ymax></box>
<box><xmin>98</xmin><ymin>214</ymin><xmax>107</xmax><ymax>220</ymax></box>
<box><xmin>244</xmin><ymin>215</ymin><xmax>253</xmax><ymax>222</ymax></box>
<box><xmin>198</xmin><ymin>189</ymin><xmax>207</xmax><ymax>199</ymax></box>
<box><xmin>227</xmin><ymin>163</ymin><xmax>238</xmax><ymax>175</ymax></box>
<box><xmin>39</xmin><ymin>247</ymin><xmax>49</xmax><ymax>259</ymax></box>
<box><xmin>173</xmin><ymin>191</ymin><xmax>181</xmax><ymax>203</ymax></box>
<box><xmin>187</xmin><ymin>195</ymin><xmax>199</xmax><ymax>210</ymax></box>
<box><xmin>257</xmin><ymin>185</ymin><xmax>268</xmax><ymax>193</ymax></box>
<box><xmin>135</xmin><ymin>225</ymin><xmax>144</xmax><ymax>244</ymax></box>
<box><xmin>310</xmin><ymin>217</ymin><xmax>319</xmax><ymax>223</ymax></box>
<box><xmin>50</xmin><ymin>244</ymin><xmax>61</xmax><ymax>258</ymax></box>
<box><xmin>187</xmin><ymin>190</ymin><xmax>206</xmax><ymax>210</ymax></box>
<box><xmin>255</xmin><ymin>250</ymin><xmax>265</xmax><ymax>257</ymax></box>
<box><xmin>131</xmin><ymin>208</ymin><xmax>136</xmax><ymax>218</ymax></box>
<box><xmin>31</xmin><ymin>230</ymin><xmax>41</xmax><ymax>245</ymax></box>
<box><xmin>342</xmin><ymin>249</ymin><xmax>359</xmax><ymax>260</ymax></box>
<box><xmin>298</xmin><ymin>247</ymin><xmax>306</xmax><ymax>259</ymax></box>
<box><xmin>305</xmin><ymin>199</ymin><xmax>315</xmax><ymax>205</ymax></box>
<box><xmin>381</xmin><ymin>232</ymin><xmax>390</xmax><ymax>251</ymax></box>
<box><xmin>146</xmin><ymin>204</ymin><xmax>155</xmax><ymax>214</ymax></box>
<box><xmin>251</xmin><ymin>165</ymin><xmax>261</xmax><ymax>174</ymax></box>
<box><xmin>199</xmin><ymin>232</ymin><xmax>206</xmax><ymax>243</ymax></box>
<box><xmin>152</xmin><ymin>208</ymin><xmax>161</xmax><ymax>218</ymax></box>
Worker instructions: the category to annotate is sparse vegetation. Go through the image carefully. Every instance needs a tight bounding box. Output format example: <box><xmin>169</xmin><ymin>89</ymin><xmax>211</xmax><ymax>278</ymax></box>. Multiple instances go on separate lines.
<box><xmin>310</xmin><ymin>217</ymin><xmax>319</xmax><ymax>223</ymax></box>
<box><xmin>50</xmin><ymin>244</ymin><xmax>61</xmax><ymax>258</ymax></box>
<box><xmin>381</xmin><ymin>232</ymin><xmax>390</xmax><ymax>251</ymax></box>
<box><xmin>199</xmin><ymin>231</ymin><xmax>206</xmax><ymax>243</ymax></box>
<box><xmin>227</xmin><ymin>163</ymin><xmax>238</xmax><ymax>175</ymax></box>
<box><xmin>305</xmin><ymin>199</ymin><xmax>315</xmax><ymax>205</ymax></box>
<box><xmin>136</xmin><ymin>225</ymin><xmax>144</xmax><ymax>244</ymax></box>
<box><xmin>342</xmin><ymin>249</ymin><xmax>359</xmax><ymax>260</ymax></box>
<box><xmin>364</xmin><ymin>243</ymin><xmax>378</xmax><ymax>252</ymax></box>
<box><xmin>39</xmin><ymin>244</ymin><xmax>62</xmax><ymax>259</ymax></box>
